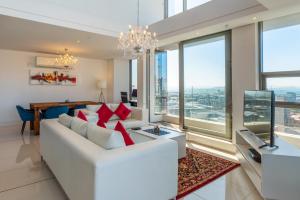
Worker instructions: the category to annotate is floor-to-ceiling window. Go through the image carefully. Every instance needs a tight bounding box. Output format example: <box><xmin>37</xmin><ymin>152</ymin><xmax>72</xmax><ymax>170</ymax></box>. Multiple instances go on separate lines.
<box><xmin>180</xmin><ymin>31</ymin><xmax>232</xmax><ymax>138</ymax></box>
<box><xmin>260</xmin><ymin>13</ymin><xmax>300</xmax><ymax>136</ymax></box>
<box><xmin>154</xmin><ymin>49</ymin><xmax>179</xmax><ymax>115</ymax></box>
<box><xmin>151</xmin><ymin>32</ymin><xmax>231</xmax><ymax>138</ymax></box>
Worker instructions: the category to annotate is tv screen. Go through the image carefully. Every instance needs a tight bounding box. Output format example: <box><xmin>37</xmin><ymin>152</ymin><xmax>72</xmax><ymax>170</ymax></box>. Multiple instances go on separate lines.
<box><xmin>243</xmin><ymin>90</ymin><xmax>275</xmax><ymax>139</ymax></box>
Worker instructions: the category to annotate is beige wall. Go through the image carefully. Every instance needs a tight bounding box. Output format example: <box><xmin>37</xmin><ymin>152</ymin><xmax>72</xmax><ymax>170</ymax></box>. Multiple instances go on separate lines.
<box><xmin>0</xmin><ymin>49</ymin><xmax>108</xmax><ymax>125</ymax></box>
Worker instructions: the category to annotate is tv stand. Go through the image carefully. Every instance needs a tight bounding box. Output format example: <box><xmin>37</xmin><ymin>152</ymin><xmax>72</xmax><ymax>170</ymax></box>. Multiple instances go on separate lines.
<box><xmin>236</xmin><ymin>129</ymin><xmax>300</xmax><ymax>200</ymax></box>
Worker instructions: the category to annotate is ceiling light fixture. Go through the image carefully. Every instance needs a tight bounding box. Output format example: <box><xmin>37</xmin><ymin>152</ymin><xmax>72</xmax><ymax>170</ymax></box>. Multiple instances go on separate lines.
<box><xmin>118</xmin><ymin>0</ymin><xmax>158</xmax><ymax>59</ymax></box>
<box><xmin>55</xmin><ymin>48</ymin><xmax>78</xmax><ymax>68</ymax></box>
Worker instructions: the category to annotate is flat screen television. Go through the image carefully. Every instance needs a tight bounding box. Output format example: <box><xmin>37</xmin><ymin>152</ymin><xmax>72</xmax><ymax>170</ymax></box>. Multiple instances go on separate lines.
<box><xmin>243</xmin><ymin>90</ymin><xmax>275</xmax><ymax>147</ymax></box>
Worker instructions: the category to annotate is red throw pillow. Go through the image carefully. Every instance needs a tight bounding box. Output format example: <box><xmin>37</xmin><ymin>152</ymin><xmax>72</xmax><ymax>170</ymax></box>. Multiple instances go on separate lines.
<box><xmin>96</xmin><ymin>103</ymin><xmax>113</xmax><ymax>123</ymax></box>
<box><xmin>114</xmin><ymin>103</ymin><xmax>131</xmax><ymax>120</ymax></box>
<box><xmin>77</xmin><ymin>110</ymin><xmax>88</xmax><ymax>121</ymax></box>
<box><xmin>97</xmin><ymin>119</ymin><xmax>107</xmax><ymax>128</ymax></box>
<box><xmin>114</xmin><ymin>121</ymin><xmax>134</xmax><ymax>146</ymax></box>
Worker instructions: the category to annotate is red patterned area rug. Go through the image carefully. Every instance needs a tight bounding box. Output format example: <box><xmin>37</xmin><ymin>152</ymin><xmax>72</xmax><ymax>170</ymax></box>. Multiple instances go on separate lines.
<box><xmin>177</xmin><ymin>148</ymin><xmax>240</xmax><ymax>199</ymax></box>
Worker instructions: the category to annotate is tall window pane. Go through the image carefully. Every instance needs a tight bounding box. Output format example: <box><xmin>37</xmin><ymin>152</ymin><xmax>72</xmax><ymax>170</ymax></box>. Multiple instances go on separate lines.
<box><xmin>130</xmin><ymin>59</ymin><xmax>138</xmax><ymax>100</ymax></box>
<box><xmin>183</xmin><ymin>34</ymin><xmax>228</xmax><ymax>136</ymax></box>
<box><xmin>261</xmin><ymin>13</ymin><xmax>300</xmax><ymax>136</ymax></box>
<box><xmin>167</xmin><ymin>49</ymin><xmax>179</xmax><ymax>116</ymax></box>
<box><xmin>168</xmin><ymin>0</ymin><xmax>183</xmax><ymax>17</ymax></box>
<box><xmin>154</xmin><ymin>52</ymin><xmax>168</xmax><ymax>114</ymax></box>
<box><xmin>263</xmin><ymin>14</ymin><xmax>300</xmax><ymax>72</ymax></box>
<box><xmin>187</xmin><ymin>0</ymin><xmax>211</xmax><ymax>9</ymax></box>
<box><xmin>131</xmin><ymin>59</ymin><xmax>138</xmax><ymax>90</ymax></box>
<box><xmin>154</xmin><ymin>50</ymin><xmax>179</xmax><ymax>116</ymax></box>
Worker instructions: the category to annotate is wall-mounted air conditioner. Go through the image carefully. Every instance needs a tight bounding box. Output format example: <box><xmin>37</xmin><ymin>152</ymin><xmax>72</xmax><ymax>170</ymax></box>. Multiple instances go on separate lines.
<box><xmin>35</xmin><ymin>57</ymin><xmax>66</xmax><ymax>69</ymax></box>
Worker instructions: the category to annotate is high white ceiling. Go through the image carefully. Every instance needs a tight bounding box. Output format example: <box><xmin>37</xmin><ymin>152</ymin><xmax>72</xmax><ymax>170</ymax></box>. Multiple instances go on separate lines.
<box><xmin>0</xmin><ymin>15</ymin><xmax>120</xmax><ymax>59</ymax></box>
<box><xmin>1</xmin><ymin>0</ymin><xmax>300</xmax><ymax>59</ymax></box>
<box><xmin>0</xmin><ymin>0</ymin><xmax>164</xmax><ymax>37</ymax></box>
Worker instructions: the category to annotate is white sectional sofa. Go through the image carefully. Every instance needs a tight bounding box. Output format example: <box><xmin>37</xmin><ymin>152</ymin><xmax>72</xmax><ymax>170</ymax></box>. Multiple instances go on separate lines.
<box><xmin>40</xmin><ymin>118</ymin><xmax>178</xmax><ymax>200</ymax></box>
<box><xmin>75</xmin><ymin>103</ymin><xmax>147</xmax><ymax>129</ymax></box>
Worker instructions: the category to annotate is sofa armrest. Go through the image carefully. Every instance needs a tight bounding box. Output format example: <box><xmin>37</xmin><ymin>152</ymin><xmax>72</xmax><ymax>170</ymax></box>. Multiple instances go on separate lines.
<box><xmin>131</xmin><ymin>107</ymin><xmax>148</xmax><ymax>122</ymax></box>
<box><xmin>94</xmin><ymin>139</ymin><xmax>178</xmax><ymax>200</ymax></box>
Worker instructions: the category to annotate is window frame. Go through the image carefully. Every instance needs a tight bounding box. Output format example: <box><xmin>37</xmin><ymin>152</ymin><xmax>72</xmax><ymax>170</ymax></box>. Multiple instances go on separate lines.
<box><xmin>179</xmin><ymin>30</ymin><xmax>232</xmax><ymax>139</ymax></box>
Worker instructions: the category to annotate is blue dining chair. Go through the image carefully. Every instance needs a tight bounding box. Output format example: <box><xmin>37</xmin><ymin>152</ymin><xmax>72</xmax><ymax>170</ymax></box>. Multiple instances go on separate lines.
<box><xmin>68</xmin><ymin>105</ymin><xmax>87</xmax><ymax>116</ymax></box>
<box><xmin>43</xmin><ymin>106</ymin><xmax>69</xmax><ymax>119</ymax></box>
<box><xmin>16</xmin><ymin>105</ymin><xmax>34</xmax><ymax>135</ymax></box>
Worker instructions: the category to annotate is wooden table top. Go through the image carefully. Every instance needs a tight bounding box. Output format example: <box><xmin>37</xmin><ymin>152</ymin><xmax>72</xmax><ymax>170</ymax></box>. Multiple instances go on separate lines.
<box><xmin>30</xmin><ymin>101</ymin><xmax>99</xmax><ymax>109</ymax></box>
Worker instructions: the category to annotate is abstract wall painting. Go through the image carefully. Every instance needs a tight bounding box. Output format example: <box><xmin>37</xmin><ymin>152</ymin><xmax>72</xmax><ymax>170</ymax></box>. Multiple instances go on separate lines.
<box><xmin>30</xmin><ymin>69</ymin><xmax>77</xmax><ymax>86</ymax></box>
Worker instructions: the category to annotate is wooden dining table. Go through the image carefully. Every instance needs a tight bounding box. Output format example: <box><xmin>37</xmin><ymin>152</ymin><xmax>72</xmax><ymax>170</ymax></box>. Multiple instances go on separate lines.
<box><xmin>30</xmin><ymin>101</ymin><xmax>98</xmax><ymax>135</ymax></box>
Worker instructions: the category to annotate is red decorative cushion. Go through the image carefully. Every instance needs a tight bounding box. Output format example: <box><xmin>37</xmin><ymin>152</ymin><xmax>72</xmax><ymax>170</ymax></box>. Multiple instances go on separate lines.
<box><xmin>77</xmin><ymin>110</ymin><xmax>88</xmax><ymax>121</ymax></box>
<box><xmin>96</xmin><ymin>103</ymin><xmax>113</xmax><ymax>123</ymax></box>
<box><xmin>114</xmin><ymin>103</ymin><xmax>131</xmax><ymax>120</ymax></box>
<box><xmin>97</xmin><ymin>119</ymin><xmax>107</xmax><ymax>128</ymax></box>
<box><xmin>114</xmin><ymin>121</ymin><xmax>134</xmax><ymax>146</ymax></box>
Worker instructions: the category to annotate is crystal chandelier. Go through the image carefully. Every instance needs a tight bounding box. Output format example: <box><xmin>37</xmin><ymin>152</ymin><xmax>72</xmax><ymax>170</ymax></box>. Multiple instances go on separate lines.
<box><xmin>118</xmin><ymin>0</ymin><xmax>158</xmax><ymax>59</ymax></box>
<box><xmin>55</xmin><ymin>48</ymin><xmax>78</xmax><ymax>68</ymax></box>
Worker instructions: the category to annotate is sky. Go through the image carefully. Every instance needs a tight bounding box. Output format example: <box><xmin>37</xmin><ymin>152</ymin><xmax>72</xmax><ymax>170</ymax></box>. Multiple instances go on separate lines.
<box><xmin>263</xmin><ymin>23</ymin><xmax>300</xmax><ymax>89</ymax></box>
<box><xmin>165</xmin><ymin>20</ymin><xmax>300</xmax><ymax>92</ymax></box>
<box><xmin>167</xmin><ymin>36</ymin><xmax>225</xmax><ymax>91</ymax></box>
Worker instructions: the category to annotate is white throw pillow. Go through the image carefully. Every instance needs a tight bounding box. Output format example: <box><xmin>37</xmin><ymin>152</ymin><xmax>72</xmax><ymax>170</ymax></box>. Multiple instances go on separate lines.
<box><xmin>70</xmin><ymin>117</ymin><xmax>88</xmax><ymax>137</ymax></box>
<box><xmin>87</xmin><ymin>124</ymin><xmax>125</xmax><ymax>150</ymax></box>
<box><xmin>86</xmin><ymin>105</ymin><xmax>101</xmax><ymax>112</ymax></box>
<box><xmin>58</xmin><ymin>114</ymin><xmax>73</xmax><ymax>128</ymax></box>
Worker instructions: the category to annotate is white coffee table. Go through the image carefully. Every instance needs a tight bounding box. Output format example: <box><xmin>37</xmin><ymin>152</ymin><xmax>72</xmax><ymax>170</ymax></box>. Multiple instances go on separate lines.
<box><xmin>128</xmin><ymin>125</ymin><xmax>186</xmax><ymax>159</ymax></box>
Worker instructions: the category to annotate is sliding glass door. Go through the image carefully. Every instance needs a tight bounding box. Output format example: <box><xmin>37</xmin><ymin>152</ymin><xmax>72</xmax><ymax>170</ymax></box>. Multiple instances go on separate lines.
<box><xmin>180</xmin><ymin>31</ymin><xmax>231</xmax><ymax>138</ymax></box>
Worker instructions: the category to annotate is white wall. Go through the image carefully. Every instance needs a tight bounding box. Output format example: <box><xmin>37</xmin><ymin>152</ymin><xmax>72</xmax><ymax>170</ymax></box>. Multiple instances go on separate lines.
<box><xmin>0</xmin><ymin>49</ymin><xmax>108</xmax><ymax>125</ymax></box>
<box><xmin>106</xmin><ymin>58</ymin><xmax>130</xmax><ymax>103</ymax></box>
<box><xmin>232</xmin><ymin>24</ymin><xmax>260</xmax><ymax>143</ymax></box>
<box><xmin>113</xmin><ymin>59</ymin><xmax>130</xmax><ymax>103</ymax></box>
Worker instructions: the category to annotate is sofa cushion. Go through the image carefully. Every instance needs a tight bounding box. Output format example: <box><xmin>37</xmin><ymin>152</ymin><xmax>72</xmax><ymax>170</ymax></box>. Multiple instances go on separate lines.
<box><xmin>58</xmin><ymin>114</ymin><xmax>73</xmax><ymax>128</ymax></box>
<box><xmin>86</xmin><ymin>104</ymin><xmax>102</xmax><ymax>112</ymax></box>
<box><xmin>70</xmin><ymin>117</ymin><xmax>88</xmax><ymax>137</ymax></box>
<box><xmin>87</xmin><ymin>124</ymin><xmax>125</xmax><ymax>150</ymax></box>
<box><xmin>106</xmin><ymin>119</ymin><xmax>145</xmax><ymax>130</ymax></box>
<box><xmin>77</xmin><ymin>110</ymin><xmax>88</xmax><ymax>121</ymax></box>
<box><xmin>96</xmin><ymin>103</ymin><xmax>114</xmax><ymax>123</ymax></box>
<box><xmin>114</xmin><ymin>121</ymin><xmax>134</xmax><ymax>146</ymax></box>
<box><xmin>114</xmin><ymin>103</ymin><xmax>132</xmax><ymax>120</ymax></box>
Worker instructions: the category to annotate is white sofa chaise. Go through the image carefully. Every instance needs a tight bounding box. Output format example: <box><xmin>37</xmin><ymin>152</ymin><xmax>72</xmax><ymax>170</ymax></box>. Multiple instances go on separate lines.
<box><xmin>40</xmin><ymin>119</ymin><xmax>178</xmax><ymax>200</ymax></box>
<box><xmin>75</xmin><ymin>103</ymin><xmax>147</xmax><ymax>129</ymax></box>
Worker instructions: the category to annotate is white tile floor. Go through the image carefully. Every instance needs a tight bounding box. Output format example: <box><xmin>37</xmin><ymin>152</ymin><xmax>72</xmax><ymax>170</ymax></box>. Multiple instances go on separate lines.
<box><xmin>0</xmin><ymin>124</ymin><xmax>263</xmax><ymax>200</ymax></box>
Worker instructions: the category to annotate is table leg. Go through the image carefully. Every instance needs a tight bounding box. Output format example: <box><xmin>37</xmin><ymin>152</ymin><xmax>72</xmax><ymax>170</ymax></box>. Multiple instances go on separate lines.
<box><xmin>33</xmin><ymin>109</ymin><xmax>40</xmax><ymax>135</ymax></box>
